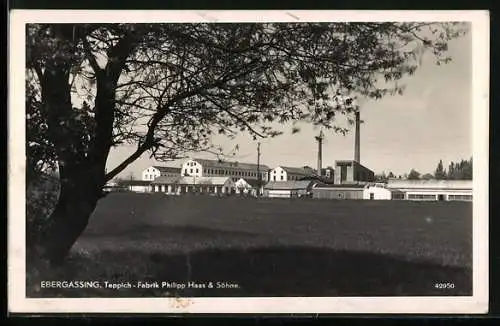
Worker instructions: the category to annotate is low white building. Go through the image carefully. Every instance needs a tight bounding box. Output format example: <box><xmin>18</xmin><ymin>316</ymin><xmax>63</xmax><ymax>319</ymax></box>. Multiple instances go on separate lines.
<box><xmin>263</xmin><ymin>180</ymin><xmax>319</xmax><ymax>198</ymax></box>
<box><xmin>122</xmin><ymin>180</ymin><xmax>152</xmax><ymax>193</ymax></box>
<box><xmin>363</xmin><ymin>183</ymin><xmax>392</xmax><ymax>200</ymax></box>
<box><xmin>234</xmin><ymin>178</ymin><xmax>264</xmax><ymax>196</ymax></box>
<box><xmin>142</xmin><ymin>166</ymin><xmax>182</xmax><ymax>181</ymax></box>
<box><xmin>151</xmin><ymin>176</ymin><xmax>236</xmax><ymax>195</ymax></box>
<box><xmin>387</xmin><ymin>179</ymin><xmax>473</xmax><ymax>201</ymax></box>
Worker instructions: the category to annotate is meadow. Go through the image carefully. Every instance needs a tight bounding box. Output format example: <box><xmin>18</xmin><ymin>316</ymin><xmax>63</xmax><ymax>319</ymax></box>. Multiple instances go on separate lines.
<box><xmin>27</xmin><ymin>192</ymin><xmax>473</xmax><ymax>297</ymax></box>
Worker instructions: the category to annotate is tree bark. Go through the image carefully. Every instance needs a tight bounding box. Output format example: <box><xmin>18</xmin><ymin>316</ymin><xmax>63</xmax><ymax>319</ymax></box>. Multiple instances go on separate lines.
<box><xmin>38</xmin><ymin>169</ymin><xmax>103</xmax><ymax>266</ymax></box>
<box><xmin>31</xmin><ymin>25</ymin><xmax>136</xmax><ymax>265</ymax></box>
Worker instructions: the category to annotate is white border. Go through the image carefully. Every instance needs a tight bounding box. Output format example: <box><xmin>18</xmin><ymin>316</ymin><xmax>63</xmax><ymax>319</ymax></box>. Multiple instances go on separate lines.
<box><xmin>8</xmin><ymin>10</ymin><xmax>489</xmax><ymax>314</ymax></box>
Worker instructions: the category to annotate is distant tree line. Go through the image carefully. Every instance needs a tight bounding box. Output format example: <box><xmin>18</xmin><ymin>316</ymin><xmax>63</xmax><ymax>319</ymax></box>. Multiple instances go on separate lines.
<box><xmin>375</xmin><ymin>157</ymin><xmax>472</xmax><ymax>182</ymax></box>
<box><xmin>430</xmin><ymin>158</ymin><xmax>473</xmax><ymax>180</ymax></box>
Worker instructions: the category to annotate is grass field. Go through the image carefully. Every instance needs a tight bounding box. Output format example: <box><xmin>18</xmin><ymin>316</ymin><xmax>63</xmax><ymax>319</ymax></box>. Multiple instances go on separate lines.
<box><xmin>27</xmin><ymin>192</ymin><xmax>473</xmax><ymax>297</ymax></box>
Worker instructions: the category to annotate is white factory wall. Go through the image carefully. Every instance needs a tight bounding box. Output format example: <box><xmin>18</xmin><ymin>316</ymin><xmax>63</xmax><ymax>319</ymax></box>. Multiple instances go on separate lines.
<box><xmin>404</xmin><ymin>189</ymin><xmax>473</xmax><ymax>201</ymax></box>
<box><xmin>128</xmin><ymin>185</ymin><xmax>151</xmax><ymax>193</ymax></box>
<box><xmin>387</xmin><ymin>179</ymin><xmax>473</xmax><ymax>201</ymax></box>
<box><xmin>181</xmin><ymin>160</ymin><xmax>204</xmax><ymax>177</ymax></box>
<box><xmin>266</xmin><ymin>189</ymin><xmax>295</xmax><ymax>198</ymax></box>
<box><xmin>142</xmin><ymin>167</ymin><xmax>161</xmax><ymax>181</ymax></box>
<box><xmin>269</xmin><ymin>166</ymin><xmax>288</xmax><ymax>182</ymax></box>
<box><xmin>362</xmin><ymin>185</ymin><xmax>392</xmax><ymax>200</ymax></box>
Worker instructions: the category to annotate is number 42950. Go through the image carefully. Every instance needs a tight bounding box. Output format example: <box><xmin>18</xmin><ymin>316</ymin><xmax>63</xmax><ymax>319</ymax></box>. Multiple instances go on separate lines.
<box><xmin>434</xmin><ymin>283</ymin><xmax>455</xmax><ymax>289</ymax></box>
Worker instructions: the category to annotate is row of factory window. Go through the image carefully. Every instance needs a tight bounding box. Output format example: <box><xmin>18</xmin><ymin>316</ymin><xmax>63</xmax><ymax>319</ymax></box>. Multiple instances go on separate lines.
<box><xmin>271</xmin><ymin>175</ymin><xmax>302</xmax><ymax>181</ymax></box>
<box><xmin>448</xmin><ymin>194</ymin><xmax>473</xmax><ymax>201</ymax></box>
<box><xmin>183</xmin><ymin>167</ymin><xmax>265</xmax><ymax>178</ymax></box>
<box><xmin>391</xmin><ymin>193</ymin><xmax>405</xmax><ymax>200</ymax></box>
<box><xmin>153</xmin><ymin>184</ymin><xmax>233</xmax><ymax>194</ymax></box>
<box><xmin>380</xmin><ymin>193</ymin><xmax>473</xmax><ymax>201</ymax></box>
<box><xmin>143</xmin><ymin>173</ymin><xmax>157</xmax><ymax>180</ymax></box>
<box><xmin>145</xmin><ymin>172</ymin><xmax>181</xmax><ymax>180</ymax></box>
<box><xmin>184</xmin><ymin>168</ymin><xmax>200</xmax><ymax>174</ymax></box>
<box><xmin>407</xmin><ymin>194</ymin><xmax>473</xmax><ymax>201</ymax></box>
<box><xmin>407</xmin><ymin>194</ymin><xmax>438</xmax><ymax>200</ymax></box>
<box><xmin>393</xmin><ymin>193</ymin><xmax>473</xmax><ymax>201</ymax></box>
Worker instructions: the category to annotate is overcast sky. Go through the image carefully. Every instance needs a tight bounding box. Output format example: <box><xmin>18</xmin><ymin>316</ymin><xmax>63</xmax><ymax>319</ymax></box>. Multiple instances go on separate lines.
<box><xmin>106</xmin><ymin>28</ymin><xmax>472</xmax><ymax>179</ymax></box>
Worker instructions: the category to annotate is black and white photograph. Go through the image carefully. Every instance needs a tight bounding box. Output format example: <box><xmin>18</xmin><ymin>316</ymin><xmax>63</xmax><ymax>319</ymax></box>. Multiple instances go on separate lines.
<box><xmin>8</xmin><ymin>10</ymin><xmax>489</xmax><ymax>314</ymax></box>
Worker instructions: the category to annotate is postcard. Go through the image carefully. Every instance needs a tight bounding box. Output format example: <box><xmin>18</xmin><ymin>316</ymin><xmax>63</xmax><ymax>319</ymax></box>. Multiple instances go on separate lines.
<box><xmin>8</xmin><ymin>9</ymin><xmax>489</xmax><ymax>314</ymax></box>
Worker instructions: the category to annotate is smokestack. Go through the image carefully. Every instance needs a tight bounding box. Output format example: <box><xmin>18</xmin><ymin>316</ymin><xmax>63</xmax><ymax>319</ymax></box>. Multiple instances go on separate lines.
<box><xmin>354</xmin><ymin>111</ymin><xmax>360</xmax><ymax>163</ymax></box>
<box><xmin>316</xmin><ymin>130</ymin><xmax>324</xmax><ymax>177</ymax></box>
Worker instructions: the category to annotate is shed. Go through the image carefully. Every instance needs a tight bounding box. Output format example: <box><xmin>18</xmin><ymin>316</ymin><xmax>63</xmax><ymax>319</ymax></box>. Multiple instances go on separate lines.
<box><xmin>312</xmin><ymin>184</ymin><xmax>365</xmax><ymax>200</ymax></box>
<box><xmin>263</xmin><ymin>180</ymin><xmax>319</xmax><ymax>198</ymax></box>
<box><xmin>120</xmin><ymin>180</ymin><xmax>152</xmax><ymax>193</ymax></box>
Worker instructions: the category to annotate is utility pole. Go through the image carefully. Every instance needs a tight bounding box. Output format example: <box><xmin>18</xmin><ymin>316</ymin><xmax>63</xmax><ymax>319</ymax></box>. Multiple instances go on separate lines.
<box><xmin>315</xmin><ymin>130</ymin><xmax>324</xmax><ymax>177</ymax></box>
<box><xmin>257</xmin><ymin>142</ymin><xmax>261</xmax><ymax>198</ymax></box>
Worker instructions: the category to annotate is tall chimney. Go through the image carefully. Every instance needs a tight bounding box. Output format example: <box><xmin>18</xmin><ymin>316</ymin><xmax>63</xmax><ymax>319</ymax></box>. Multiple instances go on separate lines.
<box><xmin>316</xmin><ymin>130</ymin><xmax>324</xmax><ymax>177</ymax></box>
<box><xmin>354</xmin><ymin>111</ymin><xmax>360</xmax><ymax>163</ymax></box>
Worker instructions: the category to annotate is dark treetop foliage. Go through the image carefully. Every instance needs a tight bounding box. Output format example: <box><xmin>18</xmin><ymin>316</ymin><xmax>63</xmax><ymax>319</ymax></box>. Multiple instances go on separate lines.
<box><xmin>447</xmin><ymin>158</ymin><xmax>473</xmax><ymax>180</ymax></box>
<box><xmin>408</xmin><ymin>168</ymin><xmax>421</xmax><ymax>180</ymax></box>
<box><xmin>434</xmin><ymin>159</ymin><xmax>447</xmax><ymax>180</ymax></box>
<box><xmin>26</xmin><ymin>22</ymin><xmax>467</xmax><ymax>182</ymax></box>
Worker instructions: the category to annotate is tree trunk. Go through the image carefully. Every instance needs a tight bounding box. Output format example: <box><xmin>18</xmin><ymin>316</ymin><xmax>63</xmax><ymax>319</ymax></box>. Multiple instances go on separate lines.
<box><xmin>38</xmin><ymin>173</ymin><xmax>102</xmax><ymax>266</ymax></box>
<box><xmin>31</xmin><ymin>25</ymin><xmax>136</xmax><ymax>266</ymax></box>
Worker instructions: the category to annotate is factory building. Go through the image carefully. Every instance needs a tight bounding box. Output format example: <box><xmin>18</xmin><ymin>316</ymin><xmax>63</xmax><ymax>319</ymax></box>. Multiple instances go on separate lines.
<box><xmin>142</xmin><ymin>166</ymin><xmax>182</xmax><ymax>181</ymax></box>
<box><xmin>335</xmin><ymin>110</ymin><xmax>375</xmax><ymax>184</ymax></box>
<box><xmin>386</xmin><ymin>179</ymin><xmax>473</xmax><ymax>201</ymax></box>
<box><xmin>312</xmin><ymin>184</ymin><xmax>365</xmax><ymax>200</ymax></box>
<box><xmin>268</xmin><ymin>166</ymin><xmax>316</xmax><ymax>182</ymax></box>
<box><xmin>305</xmin><ymin>109</ymin><xmax>375</xmax><ymax>200</ymax></box>
<box><xmin>151</xmin><ymin>176</ymin><xmax>236</xmax><ymax>195</ymax></box>
<box><xmin>181</xmin><ymin>158</ymin><xmax>270</xmax><ymax>183</ymax></box>
<box><xmin>334</xmin><ymin>160</ymin><xmax>375</xmax><ymax>184</ymax></box>
<box><xmin>263</xmin><ymin>180</ymin><xmax>320</xmax><ymax>198</ymax></box>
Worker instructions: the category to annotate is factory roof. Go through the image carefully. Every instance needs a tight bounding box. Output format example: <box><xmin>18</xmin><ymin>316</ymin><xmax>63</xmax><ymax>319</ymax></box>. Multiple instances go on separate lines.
<box><xmin>279</xmin><ymin>166</ymin><xmax>316</xmax><ymax>175</ymax></box>
<box><xmin>334</xmin><ymin>160</ymin><xmax>374</xmax><ymax>172</ymax></box>
<box><xmin>150</xmin><ymin>176</ymin><xmax>180</xmax><ymax>184</ymax></box>
<box><xmin>236</xmin><ymin>178</ymin><xmax>267</xmax><ymax>188</ymax></box>
<box><xmin>121</xmin><ymin>180</ymin><xmax>152</xmax><ymax>186</ymax></box>
<box><xmin>190</xmin><ymin>158</ymin><xmax>270</xmax><ymax>171</ymax></box>
<box><xmin>313</xmin><ymin>184</ymin><xmax>366</xmax><ymax>189</ymax></box>
<box><xmin>264</xmin><ymin>180</ymin><xmax>319</xmax><ymax>190</ymax></box>
<box><xmin>387</xmin><ymin>179</ymin><xmax>472</xmax><ymax>190</ymax></box>
<box><xmin>363</xmin><ymin>182</ymin><xmax>389</xmax><ymax>189</ymax></box>
<box><xmin>152</xmin><ymin>166</ymin><xmax>182</xmax><ymax>173</ymax></box>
